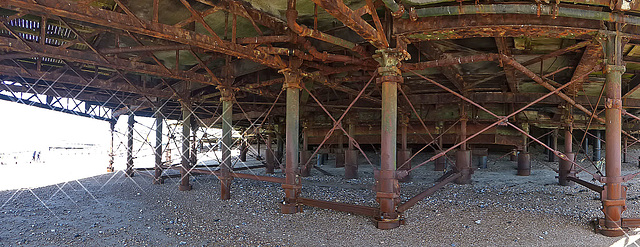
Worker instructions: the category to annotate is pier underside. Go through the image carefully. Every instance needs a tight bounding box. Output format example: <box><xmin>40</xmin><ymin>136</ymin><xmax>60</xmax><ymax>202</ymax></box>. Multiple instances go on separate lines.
<box><xmin>3</xmin><ymin>0</ymin><xmax>640</xmax><ymax>236</ymax></box>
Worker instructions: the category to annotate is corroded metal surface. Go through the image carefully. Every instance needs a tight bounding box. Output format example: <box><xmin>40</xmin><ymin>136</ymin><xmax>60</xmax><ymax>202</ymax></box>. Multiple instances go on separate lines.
<box><xmin>3</xmin><ymin>0</ymin><xmax>640</xmax><ymax>236</ymax></box>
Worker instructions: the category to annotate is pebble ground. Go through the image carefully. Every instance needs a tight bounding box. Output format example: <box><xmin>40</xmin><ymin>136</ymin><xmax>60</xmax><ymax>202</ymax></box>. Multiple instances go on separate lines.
<box><xmin>1</xmin><ymin>147</ymin><xmax>640</xmax><ymax>246</ymax></box>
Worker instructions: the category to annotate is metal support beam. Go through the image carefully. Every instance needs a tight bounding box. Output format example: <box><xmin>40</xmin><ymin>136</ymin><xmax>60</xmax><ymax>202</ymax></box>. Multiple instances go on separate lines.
<box><xmin>594</xmin><ymin>130</ymin><xmax>602</xmax><ymax>161</ymax></box>
<box><xmin>300</xmin><ymin>126</ymin><xmax>312</xmax><ymax>177</ymax></box>
<box><xmin>455</xmin><ymin>105</ymin><xmax>472</xmax><ymax>184</ymax></box>
<box><xmin>418</xmin><ymin>42</ymin><xmax>466</xmax><ymax>92</ymax></box>
<box><xmin>153</xmin><ymin>113</ymin><xmax>164</xmax><ymax>184</ymax></box>
<box><xmin>107</xmin><ymin>121</ymin><xmax>115</xmax><ymax>172</ymax></box>
<box><xmin>435</xmin><ymin>122</ymin><xmax>446</xmax><ymax>171</ymax></box>
<box><xmin>239</xmin><ymin>140</ymin><xmax>248</xmax><ymax>162</ymax></box>
<box><xmin>373</xmin><ymin>48</ymin><xmax>407</xmax><ymax>229</ymax></box>
<box><xmin>281</xmin><ymin>70</ymin><xmax>302</xmax><ymax>214</ymax></box>
<box><xmin>569</xmin><ymin>44</ymin><xmax>603</xmax><ymax>95</ymax></box>
<box><xmin>266</xmin><ymin>132</ymin><xmax>275</xmax><ymax>174</ymax></box>
<box><xmin>220</xmin><ymin>88</ymin><xmax>233</xmax><ymax>200</ymax></box>
<box><xmin>550</xmin><ymin>129</ymin><xmax>559</xmax><ymax>162</ymax></box>
<box><xmin>518</xmin><ymin>123</ymin><xmax>531</xmax><ymax>176</ymax></box>
<box><xmin>397</xmin><ymin>114</ymin><xmax>411</xmax><ymax>182</ymax></box>
<box><xmin>125</xmin><ymin>114</ymin><xmax>134</xmax><ymax>177</ymax></box>
<box><xmin>494</xmin><ymin>37</ymin><xmax>518</xmax><ymax>92</ymax></box>
<box><xmin>345</xmin><ymin>118</ymin><xmax>358</xmax><ymax>179</ymax></box>
<box><xmin>0</xmin><ymin>0</ymin><xmax>287</xmax><ymax>69</ymax></box>
<box><xmin>311</xmin><ymin>0</ymin><xmax>388</xmax><ymax>49</ymax></box>
<box><xmin>335</xmin><ymin>132</ymin><xmax>345</xmax><ymax>168</ymax></box>
<box><xmin>277</xmin><ymin>125</ymin><xmax>284</xmax><ymax>162</ymax></box>
<box><xmin>624</xmin><ymin>136</ymin><xmax>628</xmax><ymax>163</ymax></box>
<box><xmin>517</xmin><ymin>152</ymin><xmax>531</xmax><ymax>176</ymax></box>
<box><xmin>179</xmin><ymin>103</ymin><xmax>192</xmax><ymax>191</ymax></box>
<box><xmin>584</xmin><ymin>130</ymin><xmax>590</xmax><ymax>155</ymax></box>
<box><xmin>559</xmin><ymin>125</ymin><xmax>575</xmax><ymax>186</ymax></box>
<box><xmin>599</xmin><ymin>32</ymin><xmax>626</xmax><ymax>237</ymax></box>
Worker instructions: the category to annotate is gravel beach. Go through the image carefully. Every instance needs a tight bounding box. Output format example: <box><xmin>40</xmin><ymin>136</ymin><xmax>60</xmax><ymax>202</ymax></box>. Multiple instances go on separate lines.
<box><xmin>1</xmin><ymin>147</ymin><xmax>640</xmax><ymax>246</ymax></box>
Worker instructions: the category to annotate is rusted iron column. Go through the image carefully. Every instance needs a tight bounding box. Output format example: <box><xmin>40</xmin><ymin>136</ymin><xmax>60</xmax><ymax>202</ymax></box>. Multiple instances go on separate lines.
<box><xmin>300</xmin><ymin>123</ymin><xmax>312</xmax><ymax>177</ymax></box>
<box><xmin>345</xmin><ymin>118</ymin><xmax>358</xmax><ymax>178</ymax></box>
<box><xmin>584</xmin><ymin>131</ymin><xmax>590</xmax><ymax>155</ymax></box>
<box><xmin>550</xmin><ymin>129</ymin><xmax>559</xmax><ymax>162</ymax></box>
<box><xmin>239</xmin><ymin>132</ymin><xmax>248</xmax><ymax>162</ymax></box>
<box><xmin>220</xmin><ymin>87</ymin><xmax>234</xmax><ymax>200</ymax></box>
<box><xmin>600</xmin><ymin>33</ymin><xmax>626</xmax><ymax>237</ymax></box>
<box><xmin>477</xmin><ymin>148</ymin><xmax>488</xmax><ymax>169</ymax></box>
<box><xmin>277</xmin><ymin>125</ymin><xmax>284</xmax><ymax>162</ymax></box>
<box><xmin>559</xmin><ymin>123</ymin><xmax>576</xmax><ymax>186</ymax></box>
<box><xmin>335</xmin><ymin>131</ymin><xmax>345</xmax><ymax>168</ymax></box>
<box><xmin>179</xmin><ymin>104</ymin><xmax>192</xmax><ymax>191</ymax></box>
<box><xmin>455</xmin><ymin>105</ymin><xmax>472</xmax><ymax>184</ymax></box>
<box><xmin>594</xmin><ymin>130</ymin><xmax>602</xmax><ymax>161</ymax></box>
<box><xmin>373</xmin><ymin>49</ymin><xmax>406</xmax><ymax>229</ymax></box>
<box><xmin>107</xmin><ymin>121</ymin><xmax>115</xmax><ymax>173</ymax></box>
<box><xmin>434</xmin><ymin>122</ymin><xmax>446</xmax><ymax>171</ymax></box>
<box><xmin>153</xmin><ymin>114</ymin><xmax>164</xmax><ymax>184</ymax></box>
<box><xmin>190</xmin><ymin>116</ymin><xmax>198</xmax><ymax>173</ymax></box>
<box><xmin>510</xmin><ymin>149</ymin><xmax>518</xmax><ymax>161</ymax></box>
<box><xmin>256</xmin><ymin>128</ymin><xmax>262</xmax><ymax>160</ymax></box>
<box><xmin>517</xmin><ymin>123</ymin><xmax>531</xmax><ymax>176</ymax></box>
<box><xmin>265</xmin><ymin>131</ymin><xmax>275</xmax><ymax>174</ymax></box>
<box><xmin>281</xmin><ymin>70</ymin><xmax>302</xmax><ymax>214</ymax></box>
<box><xmin>623</xmin><ymin>136</ymin><xmax>628</xmax><ymax>163</ymax></box>
<box><xmin>544</xmin><ymin>131</ymin><xmax>550</xmax><ymax>156</ymax></box>
<box><xmin>397</xmin><ymin>114</ymin><xmax>412</xmax><ymax>182</ymax></box>
<box><xmin>125</xmin><ymin>114</ymin><xmax>135</xmax><ymax>177</ymax></box>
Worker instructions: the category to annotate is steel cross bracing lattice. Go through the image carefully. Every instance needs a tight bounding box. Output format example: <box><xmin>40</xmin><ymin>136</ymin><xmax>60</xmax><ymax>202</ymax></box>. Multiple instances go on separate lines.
<box><xmin>5</xmin><ymin>0</ymin><xmax>640</xmax><ymax>237</ymax></box>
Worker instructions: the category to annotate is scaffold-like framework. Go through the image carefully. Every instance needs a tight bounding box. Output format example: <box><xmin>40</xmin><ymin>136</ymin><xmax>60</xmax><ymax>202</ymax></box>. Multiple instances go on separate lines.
<box><xmin>3</xmin><ymin>0</ymin><xmax>640</xmax><ymax>236</ymax></box>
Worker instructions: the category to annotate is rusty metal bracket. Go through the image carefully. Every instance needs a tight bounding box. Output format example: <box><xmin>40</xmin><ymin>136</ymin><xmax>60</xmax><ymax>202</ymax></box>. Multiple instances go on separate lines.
<box><xmin>594</xmin><ymin>171</ymin><xmax>640</xmax><ymax>183</ymax></box>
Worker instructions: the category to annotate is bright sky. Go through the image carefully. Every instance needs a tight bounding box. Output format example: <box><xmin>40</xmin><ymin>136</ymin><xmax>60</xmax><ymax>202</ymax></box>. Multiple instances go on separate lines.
<box><xmin>0</xmin><ymin>100</ymin><xmax>111</xmax><ymax>153</ymax></box>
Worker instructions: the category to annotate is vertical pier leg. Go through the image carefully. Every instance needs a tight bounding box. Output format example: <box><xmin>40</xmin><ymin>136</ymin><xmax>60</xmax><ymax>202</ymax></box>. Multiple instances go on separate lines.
<box><xmin>335</xmin><ymin>133</ymin><xmax>345</xmax><ymax>168</ymax></box>
<box><xmin>397</xmin><ymin>114</ymin><xmax>411</xmax><ymax>182</ymax></box>
<box><xmin>510</xmin><ymin>149</ymin><xmax>518</xmax><ymax>161</ymax></box>
<box><xmin>584</xmin><ymin>131</ymin><xmax>590</xmax><ymax>156</ymax></box>
<box><xmin>623</xmin><ymin>136</ymin><xmax>628</xmax><ymax>163</ymax></box>
<box><xmin>550</xmin><ymin>129</ymin><xmax>558</xmax><ymax>162</ymax></box>
<box><xmin>220</xmin><ymin>88</ymin><xmax>234</xmax><ymax>200</ymax></box>
<box><xmin>599</xmin><ymin>33</ymin><xmax>626</xmax><ymax>237</ymax></box>
<box><xmin>455</xmin><ymin>106</ymin><xmax>472</xmax><ymax>184</ymax></box>
<box><xmin>517</xmin><ymin>123</ymin><xmax>530</xmax><ymax>176</ymax></box>
<box><xmin>373</xmin><ymin>49</ymin><xmax>406</xmax><ymax>229</ymax></box>
<box><xmin>517</xmin><ymin>153</ymin><xmax>531</xmax><ymax>176</ymax></box>
<box><xmin>544</xmin><ymin>131</ymin><xmax>550</xmax><ymax>156</ymax></box>
<box><xmin>559</xmin><ymin>125</ymin><xmax>575</xmax><ymax>186</ymax></box>
<box><xmin>125</xmin><ymin>114</ymin><xmax>135</xmax><ymax>177</ymax></box>
<box><xmin>300</xmin><ymin>126</ymin><xmax>312</xmax><ymax>177</ymax></box>
<box><xmin>256</xmin><ymin>128</ymin><xmax>262</xmax><ymax>160</ymax></box>
<box><xmin>280</xmin><ymin>70</ymin><xmax>302</xmax><ymax>214</ymax></box>
<box><xmin>107</xmin><ymin>120</ymin><xmax>115</xmax><ymax>173</ymax></box>
<box><xmin>345</xmin><ymin>119</ymin><xmax>358</xmax><ymax>179</ymax></box>
<box><xmin>179</xmin><ymin>104</ymin><xmax>192</xmax><ymax>191</ymax></box>
<box><xmin>265</xmin><ymin>132</ymin><xmax>275</xmax><ymax>174</ymax></box>
<box><xmin>594</xmin><ymin>130</ymin><xmax>602</xmax><ymax>161</ymax></box>
<box><xmin>276</xmin><ymin>128</ymin><xmax>284</xmax><ymax>163</ymax></box>
<box><xmin>153</xmin><ymin>114</ymin><xmax>164</xmax><ymax>184</ymax></box>
<box><xmin>239</xmin><ymin>139</ymin><xmax>247</xmax><ymax>162</ymax></box>
<box><xmin>434</xmin><ymin>122</ymin><xmax>446</xmax><ymax>171</ymax></box>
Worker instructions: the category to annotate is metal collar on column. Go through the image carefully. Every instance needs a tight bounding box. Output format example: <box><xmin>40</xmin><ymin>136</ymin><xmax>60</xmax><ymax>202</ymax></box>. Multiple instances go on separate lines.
<box><xmin>217</xmin><ymin>86</ymin><xmax>234</xmax><ymax>102</ymax></box>
<box><xmin>279</xmin><ymin>68</ymin><xmax>303</xmax><ymax>90</ymax></box>
<box><xmin>373</xmin><ymin>48</ymin><xmax>410</xmax><ymax>78</ymax></box>
<box><xmin>399</xmin><ymin>112</ymin><xmax>410</xmax><ymax>126</ymax></box>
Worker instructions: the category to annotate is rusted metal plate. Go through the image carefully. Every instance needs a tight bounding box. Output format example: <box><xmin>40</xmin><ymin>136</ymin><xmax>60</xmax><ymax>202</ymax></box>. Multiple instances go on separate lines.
<box><xmin>395</xmin><ymin>14</ymin><xmax>601</xmax><ymax>41</ymax></box>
